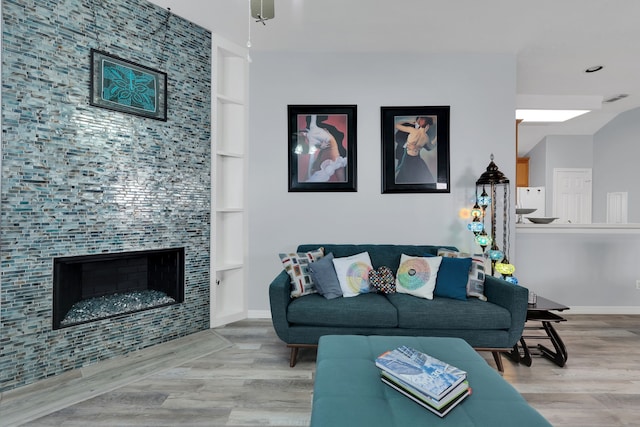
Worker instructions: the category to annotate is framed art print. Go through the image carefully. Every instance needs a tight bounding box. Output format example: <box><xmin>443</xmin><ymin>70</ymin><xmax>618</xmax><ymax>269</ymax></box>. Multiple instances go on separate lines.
<box><xmin>90</xmin><ymin>49</ymin><xmax>168</xmax><ymax>121</ymax></box>
<box><xmin>288</xmin><ymin>105</ymin><xmax>357</xmax><ymax>192</ymax></box>
<box><xmin>381</xmin><ymin>106</ymin><xmax>450</xmax><ymax>193</ymax></box>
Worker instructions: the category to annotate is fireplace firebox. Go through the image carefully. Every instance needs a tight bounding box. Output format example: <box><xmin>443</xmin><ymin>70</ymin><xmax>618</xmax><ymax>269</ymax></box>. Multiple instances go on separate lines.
<box><xmin>53</xmin><ymin>248</ymin><xmax>184</xmax><ymax>329</ymax></box>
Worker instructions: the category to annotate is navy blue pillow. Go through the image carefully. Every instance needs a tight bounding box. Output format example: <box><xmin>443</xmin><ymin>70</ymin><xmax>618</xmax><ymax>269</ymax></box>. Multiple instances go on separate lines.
<box><xmin>433</xmin><ymin>256</ymin><xmax>471</xmax><ymax>301</ymax></box>
<box><xmin>308</xmin><ymin>253</ymin><xmax>343</xmax><ymax>299</ymax></box>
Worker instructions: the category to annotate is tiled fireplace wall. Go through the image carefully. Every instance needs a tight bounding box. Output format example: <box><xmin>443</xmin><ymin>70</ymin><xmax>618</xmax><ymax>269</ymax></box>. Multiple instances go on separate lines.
<box><xmin>0</xmin><ymin>0</ymin><xmax>211</xmax><ymax>392</ymax></box>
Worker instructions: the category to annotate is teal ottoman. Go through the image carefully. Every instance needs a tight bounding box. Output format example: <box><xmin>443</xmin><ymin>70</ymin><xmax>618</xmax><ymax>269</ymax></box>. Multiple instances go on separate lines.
<box><xmin>311</xmin><ymin>335</ymin><xmax>551</xmax><ymax>427</ymax></box>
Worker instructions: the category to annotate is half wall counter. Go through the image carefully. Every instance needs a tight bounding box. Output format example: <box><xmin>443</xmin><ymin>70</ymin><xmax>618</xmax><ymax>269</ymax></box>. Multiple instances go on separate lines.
<box><xmin>515</xmin><ymin>223</ymin><xmax>640</xmax><ymax>314</ymax></box>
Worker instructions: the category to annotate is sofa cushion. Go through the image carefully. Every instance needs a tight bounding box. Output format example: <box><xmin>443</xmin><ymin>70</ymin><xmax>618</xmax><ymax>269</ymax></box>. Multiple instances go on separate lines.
<box><xmin>309</xmin><ymin>253</ymin><xmax>343</xmax><ymax>299</ymax></box>
<box><xmin>312</xmin><ymin>335</ymin><xmax>553</xmax><ymax>427</ymax></box>
<box><xmin>434</xmin><ymin>256</ymin><xmax>472</xmax><ymax>301</ymax></box>
<box><xmin>395</xmin><ymin>254</ymin><xmax>442</xmax><ymax>300</ymax></box>
<box><xmin>279</xmin><ymin>247</ymin><xmax>325</xmax><ymax>298</ymax></box>
<box><xmin>288</xmin><ymin>293</ymin><xmax>398</xmax><ymax>328</ymax></box>
<box><xmin>332</xmin><ymin>252</ymin><xmax>374</xmax><ymax>297</ymax></box>
<box><xmin>297</xmin><ymin>244</ymin><xmax>457</xmax><ymax>272</ymax></box>
<box><xmin>438</xmin><ymin>248</ymin><xmax>488</xmax><ymax>301</ymax></box>
<box><xmin>369</xmin><ymin>266</ymin><xmax>396</xmax><ymax>294</ymax></box>
<box><xmin>386</xmin><ymin>293</ymin><xmax>511</xmax><ymax>330</ymax></box>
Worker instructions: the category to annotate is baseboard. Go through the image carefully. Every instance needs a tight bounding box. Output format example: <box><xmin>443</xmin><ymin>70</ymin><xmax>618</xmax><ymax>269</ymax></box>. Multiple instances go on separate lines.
<box><xmin>248</xmin><ymin>309</ymin><xmax>272</xmax><ymax>319</ymax></box>
<box><xmin>566</xmin><ymin>306</ymin><xmax>640</xmax><ymax>315</ymax></box>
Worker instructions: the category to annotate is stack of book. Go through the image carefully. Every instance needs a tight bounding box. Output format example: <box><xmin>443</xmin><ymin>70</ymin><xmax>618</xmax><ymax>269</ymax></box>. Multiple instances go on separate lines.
<box><xmin>375</xmin><ymin>345</ymin><xmax>471</xmax><ymax>417</ymax></box>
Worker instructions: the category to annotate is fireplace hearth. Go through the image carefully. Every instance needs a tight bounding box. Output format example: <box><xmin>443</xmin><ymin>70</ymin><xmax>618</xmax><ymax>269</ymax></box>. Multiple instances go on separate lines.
<box><xmin>60</xmin><ymin>289</ymin><xmax>176</xmax><ymax>327</ymax></box>
<box><xmin>53</xmin><ymin>248</ymin><xmax>185</xmax><ymax>329</ymax></box>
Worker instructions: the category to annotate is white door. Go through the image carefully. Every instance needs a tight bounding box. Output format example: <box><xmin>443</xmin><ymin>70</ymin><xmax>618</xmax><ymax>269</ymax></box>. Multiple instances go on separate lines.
<box><xmin>553</xmin><ymin>168</ymin><xmax>592</xmax><ymax>224</ymax></box>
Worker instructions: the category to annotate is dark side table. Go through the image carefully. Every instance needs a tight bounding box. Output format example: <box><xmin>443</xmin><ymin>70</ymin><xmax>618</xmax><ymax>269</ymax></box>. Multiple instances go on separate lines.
<box><xmin>508</xmin><ymin>296</ymin><xmax>569</xmax><ymax>367</ymax></box>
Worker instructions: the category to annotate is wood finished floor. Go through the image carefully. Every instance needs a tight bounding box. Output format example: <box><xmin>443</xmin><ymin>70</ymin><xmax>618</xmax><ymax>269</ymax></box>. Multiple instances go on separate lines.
<box><xmin>4</xmin><ymin>314</ymin><xmax>640</xmax><ymax>426</ymax></box>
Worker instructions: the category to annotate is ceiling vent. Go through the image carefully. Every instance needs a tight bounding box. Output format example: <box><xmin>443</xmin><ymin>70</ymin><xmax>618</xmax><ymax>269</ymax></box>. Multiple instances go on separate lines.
<box><xmin>604</xmin><ymin>94</ymin><xmax>629</xmax><ymax>103</ymax></box>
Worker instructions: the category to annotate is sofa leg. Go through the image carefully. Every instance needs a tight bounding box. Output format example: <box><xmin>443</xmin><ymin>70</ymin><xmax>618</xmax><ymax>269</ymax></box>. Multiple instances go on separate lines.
<box><xmin>474</xmin><ymin>347</ymin><xmax>508</xmax><ymax>373</ymax></box>
<box><xmin>286</xmin><ymin>344</ymin><xmax>318</xmax><ymax>367</ymax></box>
<box><xmin>289</xmin><ymin>346</ymin><xmax>299</xmax><ymax>367</ymax></box>
<box><xmin>492</xmin><ymin>351</ymin><xmax>504</xmax><ymax>373</ymax></box>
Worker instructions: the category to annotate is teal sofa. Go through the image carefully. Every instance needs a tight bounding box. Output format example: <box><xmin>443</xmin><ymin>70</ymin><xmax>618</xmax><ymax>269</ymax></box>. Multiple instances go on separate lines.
<box><xmin>269</xmin><ymin>244</ymin><xmax>528</xmax><ymax>368</ymax></box>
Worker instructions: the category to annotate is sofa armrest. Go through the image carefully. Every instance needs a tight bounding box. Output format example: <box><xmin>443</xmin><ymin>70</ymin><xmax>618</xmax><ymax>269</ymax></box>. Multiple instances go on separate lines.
<box><xmin>483</xmin><ymin>276</ymin><xmax>528</xmax><ymax>347</ymax></box>
<box><xmin>269</xmin><ymin>270</ymin><xmax>292</xmax><ymax>343</ymax></box>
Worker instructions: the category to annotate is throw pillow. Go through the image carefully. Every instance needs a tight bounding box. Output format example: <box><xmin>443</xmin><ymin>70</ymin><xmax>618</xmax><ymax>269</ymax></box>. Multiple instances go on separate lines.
<box><xmin>369</xmin><ymin>266</ymin><xmax>396</xmax><ymax>294</ymax></box>
<box><xmin>308</xmin><ymin>253</ymin><xmax>343</xmax><ymax>299</ymax></box>
<box><xmin>438</xmin><ymin>249</ymin><xmax>488</xmax><ymax>301</ymax></box>
<box><xmin>332</xmin><ymin>252</ymin><xmax>374</xmax><ymax>298</ymax></box>
<box><xmin>434</xmin><ymin>256</ymin><xmax>472</xmax><ymax>301</ymax></box>
<box><xmin>279</xmin><ymin>247</ymin><xmax>325</xmax><ymax>298</ymax></box>
<box><xmin>395</xmin><ymin>254</ymin><xmax>442</xmax><ymax>300</ymax></box>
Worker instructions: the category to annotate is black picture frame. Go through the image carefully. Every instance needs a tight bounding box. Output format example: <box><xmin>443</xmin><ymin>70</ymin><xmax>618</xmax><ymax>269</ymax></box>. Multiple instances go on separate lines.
<box><xmin>288</xmin><ymin>105</ymin><xmax>357</xmax><ymax>192</ymax></box>
<box><xmin>90</xmin><ymin>49</ymin><xmax>168</xmax><ymax>121</ymax></box>
<box><xmin>381</xmin><ymin>106</ymin><xmax>450</xmax><ymax>193</ymax></box>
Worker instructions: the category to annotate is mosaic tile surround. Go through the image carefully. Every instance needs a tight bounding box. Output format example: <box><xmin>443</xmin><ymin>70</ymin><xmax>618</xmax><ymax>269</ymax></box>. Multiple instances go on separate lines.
<box><xmin>0</xmin><ymin>0</ymin><xmax>212</xmax><ymax>392</ymax></box>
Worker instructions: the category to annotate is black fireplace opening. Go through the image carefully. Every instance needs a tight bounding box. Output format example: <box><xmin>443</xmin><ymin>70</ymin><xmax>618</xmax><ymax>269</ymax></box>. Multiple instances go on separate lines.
<box><xmin>53</xmin><ymin>248</ymin><xmax>185</xmax><ymax>330</ymax></box>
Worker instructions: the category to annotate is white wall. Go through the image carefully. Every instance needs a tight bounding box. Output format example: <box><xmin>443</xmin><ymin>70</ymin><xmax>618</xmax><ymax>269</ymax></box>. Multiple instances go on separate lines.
<box><xmin>527</xmin><ymin>138</ymin><xmax>546</xmax><ymax>188</ymax></box>
<box><xmin>246</xmin><ymin>52</ymin><xmax>516</xmax><ymax>313</ymax></box>
<box><xmin>526</xmin><ymin>108</ymin><xmax>640</xmax><ymax>223</ymax></box>
<box><xmin>527</xmin><ymin>135</ymin><xmax>594</xmax><ymax>214</ymax></box>
<box><xmin>516</xmin><ymin>230</ymin><xmax>640</xmax><ymax>312</ymax></box>
<box><xmin>544</xmin><ymin>135</ymin><xmax>594</xmax><ymax>214</ymax></box>
<box><xmin>593</xmin><ymin>107</ymin><xmax>640</xmax><ymax>223</ymax></box>
<box><xmin>517</xmin><ymin>119</ymin><xmax>640</xmax><ymax>312</ymax></box>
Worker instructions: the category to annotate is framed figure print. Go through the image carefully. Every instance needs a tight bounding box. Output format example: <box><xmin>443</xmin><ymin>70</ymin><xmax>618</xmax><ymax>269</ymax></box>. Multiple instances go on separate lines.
<box><xmin>381</xmin><ymin>106</ymin><xmax>450</xmax><ymax>193</ymax></box>
<box><xmin>90</xmin><ymin>49</ymin><xmax>168</xmax><ymax>121</ymax></box>
<box><xmin>288</xmin><ymin>105</ymin><xmax>357</xmax><ymax>192</ymax></box>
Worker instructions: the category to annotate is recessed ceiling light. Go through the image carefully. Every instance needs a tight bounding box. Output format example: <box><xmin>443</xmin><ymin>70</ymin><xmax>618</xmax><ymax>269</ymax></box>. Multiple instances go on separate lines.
<box><xmin>515</xmin><ymin>109</ymin><xmax>590</xmax><ymax>123</ymax></box>
<box><xmin>584</xmin><ymin>65</ymin><xmax>604</xmax><ymax>73</ymax></box>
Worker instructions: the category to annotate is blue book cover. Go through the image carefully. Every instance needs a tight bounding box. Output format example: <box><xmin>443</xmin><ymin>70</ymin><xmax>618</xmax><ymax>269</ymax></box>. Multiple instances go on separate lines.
<box><xmin>376</xmin><ymin>346</ymin><xmax>467</xmax><ymax>400</ymax></box>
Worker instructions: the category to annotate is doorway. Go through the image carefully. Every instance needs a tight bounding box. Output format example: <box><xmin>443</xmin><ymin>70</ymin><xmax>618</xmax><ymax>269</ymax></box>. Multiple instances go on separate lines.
<box><xmin>552</xmin><ymin>168</ymin><xmax>592</xmax><ymax>224</ymax></box>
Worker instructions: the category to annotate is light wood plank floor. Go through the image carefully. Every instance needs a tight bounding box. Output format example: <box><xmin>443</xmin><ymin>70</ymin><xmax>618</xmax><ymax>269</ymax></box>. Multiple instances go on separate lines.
<box><xmin>4</xmin><ymin>314</ymin><xmax>640</xmax><ymax>426</ymax></box>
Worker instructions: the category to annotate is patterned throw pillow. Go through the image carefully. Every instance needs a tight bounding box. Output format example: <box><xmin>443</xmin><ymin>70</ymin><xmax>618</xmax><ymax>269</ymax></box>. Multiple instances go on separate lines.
<box><xmin>395</xmin><ymin>254</ymin><xmax>442</xmax><ymax>300</ymax></box>
<box><xmin>369</xmin><ymin>266</ymin><xmax>396</xmax><ymax>294</ymax></box>
<box><xmin>437</xmin><ymin>249</ymin><xmax>488</xmax><ymax>301</ymax></box>
<box><xmin>279</xmin><ymin>247</ymin><xmax>325</xmax><ymax>298</ymax></box>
